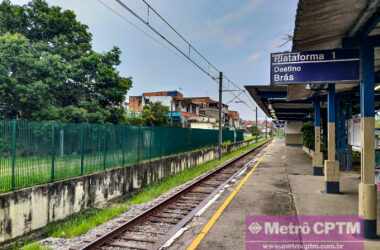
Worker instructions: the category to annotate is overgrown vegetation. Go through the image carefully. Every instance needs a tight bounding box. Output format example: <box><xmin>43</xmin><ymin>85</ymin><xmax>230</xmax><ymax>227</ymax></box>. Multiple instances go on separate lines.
<box><xmin>301</xmin><ymin>122</ymin><xmax>314</xmax><ymax>150</ymax></box>
<box><xmin>250</xmin><ymin>125</ymin><xmax>260</xmax><ymax>136</ymax></box>
<box><xmin>39</xmin><ymin>139</ymin><xmax>268</xmax><ymax>239</ymax></box>
<box><xmin>125</xmin><ymin>102</ymin><xmax>170</xmax><ymax>126</ymax></box>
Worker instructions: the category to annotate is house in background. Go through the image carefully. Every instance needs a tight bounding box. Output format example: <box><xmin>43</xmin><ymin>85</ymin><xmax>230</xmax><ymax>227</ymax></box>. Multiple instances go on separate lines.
<box><xmin>227</xmin><ymin>111</ymin><xmax>241</xmax><ymax>130</ymax></box>
<box><xmin>127</xmin><ymin>90</ymin><xmax>241</xmax><ymax>130</ymax></box>
<box><xmin>127</xmin><ymin>96</ymin><xmax>143</xmax><ymax>112</ymax></box>
<box><xmin>128</xmin><ymin>91</ymin><xmax>184</xmax><ymax>125</ymax></box>
<box><xmin>182</xmin><ymin>97</ymin><xmax>230</xmax><ymax>129</ymax></box>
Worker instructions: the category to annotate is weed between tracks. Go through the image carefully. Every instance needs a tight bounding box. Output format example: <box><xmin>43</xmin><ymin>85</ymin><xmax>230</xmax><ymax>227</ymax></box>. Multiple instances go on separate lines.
<box><xmin>21</xmin><ymin>139</ymin><xmax>268</xmax><ymax>249</ymax></box>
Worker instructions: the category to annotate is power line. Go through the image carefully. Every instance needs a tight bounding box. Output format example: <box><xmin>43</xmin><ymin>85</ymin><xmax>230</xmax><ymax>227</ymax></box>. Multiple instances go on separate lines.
<box><xmin>224</xmin><ymin>75</ymin><xmax>258</xmax><ymax>109</ymax></box>
<box><xmin>140</xmin><ymin>0</ymin><xmax>220</xmax><ymax>74</ymax></box>
<box><xmin>104</xmin><ymin>0</ymin><xmax>262</xmax><ymax>117</ymax></box>
<box><xmin>114</xmin><ymin>0</ymin><xmax>217</xmax><ymax>80</ymax></box>
<box><xmin>98</xmin><ymin>0</ymin><xmax>253</xmax><ymax>111</ymax></box>
<box><xmin>96</xmin><ymin>0</ymin><xmax>184</xmax><ymax>60</ymax></box>
<box><xmin>157</xmin><ymin>2</ymin><xmax>257</xmax><ymax>111</ymax></box>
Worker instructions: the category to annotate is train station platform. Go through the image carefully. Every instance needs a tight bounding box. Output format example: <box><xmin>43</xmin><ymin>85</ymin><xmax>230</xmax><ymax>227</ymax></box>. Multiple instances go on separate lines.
<box><xmin>169</xmin><ymin>139</ymin><xmax>380</xmax><ymax>250</ymax></box>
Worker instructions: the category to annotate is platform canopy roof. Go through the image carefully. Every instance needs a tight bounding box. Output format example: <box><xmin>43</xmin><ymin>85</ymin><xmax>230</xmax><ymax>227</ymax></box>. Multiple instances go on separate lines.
<box><xmin>245</xmin><ymin>85</ymin><xmax>312</xmax><ymax>121</ymax></box>
<box><xmin>290</xmin><ymin>0</ymin><xmax>380</xmax><ymax>100</ymax></box>
<box><xmin>245</xmin><ymin>0</ymin><xmax>380</xmax><ymax>121</ymax></box>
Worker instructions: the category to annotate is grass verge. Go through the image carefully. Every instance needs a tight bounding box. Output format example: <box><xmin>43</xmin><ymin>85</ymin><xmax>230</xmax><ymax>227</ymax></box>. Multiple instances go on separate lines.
<box><xmin>25</xmin><ymin>138</ymin><xmax>269</xmax><ymax>245</ymax></box>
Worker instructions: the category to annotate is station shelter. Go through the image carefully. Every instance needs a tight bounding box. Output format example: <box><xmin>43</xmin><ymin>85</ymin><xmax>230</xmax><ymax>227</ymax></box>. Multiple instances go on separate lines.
<box><xmin>246</xmin><ymin>0</ymin><xmax>380</xmax><ymax>239</ymax></box>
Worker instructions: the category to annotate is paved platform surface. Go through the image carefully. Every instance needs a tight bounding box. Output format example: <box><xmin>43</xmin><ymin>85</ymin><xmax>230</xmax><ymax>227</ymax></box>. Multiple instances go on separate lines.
<box><xmin>169</xmin><ymin>139</ymin><xmax>380</xmax><ymax>250</ymax></box>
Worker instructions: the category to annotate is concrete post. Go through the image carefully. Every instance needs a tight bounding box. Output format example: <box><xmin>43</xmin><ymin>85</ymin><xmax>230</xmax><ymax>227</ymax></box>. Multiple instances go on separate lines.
<box><xmin>358</xmin><ymin>42</ymin><xmax>377</xmax><ymax>239</ymax></box>
<box><xmin>313</xmin><ymin>97</ymin><xmax>324</xmax><ymax>176</ymax></box>
<box><xmin>324</xmin><ymin>84</ymin><xmax>340</xmax><ymax>193</ymax></box>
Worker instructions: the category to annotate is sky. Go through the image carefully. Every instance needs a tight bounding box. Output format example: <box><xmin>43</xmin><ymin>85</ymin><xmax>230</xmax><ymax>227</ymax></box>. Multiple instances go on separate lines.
<box><xmin>12</xmin><ymin>0</ymin><xmax>299</xmax><ymax>120</ymax></box>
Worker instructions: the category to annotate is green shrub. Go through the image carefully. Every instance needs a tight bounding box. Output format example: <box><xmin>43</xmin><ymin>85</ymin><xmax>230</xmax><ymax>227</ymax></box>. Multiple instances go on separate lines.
<box><xmin>301</xmin><ymin>122</ymin><xmax>314</xmax><ymax>150</ymax></box>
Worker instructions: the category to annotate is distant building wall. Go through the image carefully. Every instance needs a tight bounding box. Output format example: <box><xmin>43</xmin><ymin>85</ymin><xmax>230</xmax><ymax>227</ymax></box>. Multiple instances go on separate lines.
<box><xmin>145</xmin><ymin>96</ymin><xmax>173</xmax><ymax>108</ymax></box>
<box><xmin>285</xmin><ymin>133</ymin><xmax>303</xmax><ymax>145</ymax></box>
<box><xmin>190</xmin><ymin>122</ymin><xmax>215</xmax><ymax>130</ymax></box>
<box><xmin>285</xmin><ymin>121</ymin><xmax>303</xmax><ymax>145</ymax></box>
<box><xmin>0</xmin><ymin>139</ymin><xmax>256</xmax><ymax>244</ymax></box>
<box><xmin>128</xmin><ymin>96</ymin><xmax>143</xmax><ymax>112</ymax></box>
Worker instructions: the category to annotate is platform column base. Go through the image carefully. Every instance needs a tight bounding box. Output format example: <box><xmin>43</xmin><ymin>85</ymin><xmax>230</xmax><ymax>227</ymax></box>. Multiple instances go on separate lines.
<box><xmin>359</xmin><ymin>183</ymin><xmax>377</xmax><ymax>239</ymax></box>
<box><xmin>362</xmin><ymin>219</ymin><xmax>377</xmax><ymax>239</ymax></box>
<box><xmin>313</xmin><ymin>152</ymin><xmax>324</xmax><ymax>176</ymax></box>
<box><xmin>313</xmin><ymin>166</ymin><xmax>324</xmax><ymax>176</ymax></box>
<box><xmin>324</xmin><ymin>160</ymin><xmax>340</xmax><ymax>194</ymax></box>
<box><xmin>325</xmin><ymin>181</ymin><xmax>340</xmax><ymax>194</ymax></box>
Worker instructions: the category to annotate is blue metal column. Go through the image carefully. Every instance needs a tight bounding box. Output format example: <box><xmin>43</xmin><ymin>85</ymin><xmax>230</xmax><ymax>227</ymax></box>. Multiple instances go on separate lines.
<box><xmin>324</xmin><ymin>84</ymin><xmax>340</xmax><ymax>193</ymax></box>
<box><xmin>344</xmin><ymin>97</ymin><xmax>353</xmax><ymax>171</ymax></box>
<box><xmin>359</xmin><ymin>41</ymin><xmax>377</xmax><ymax>239</ymax></box>
<box><xmin>313</xmin><ymin>96</ymin><xmax>324</xmax><ymax>176</ymax></box>
<box><xmin>336</xmin><ymin>94</ymin><xmax>350</xmax><ymax>170</ymax></box>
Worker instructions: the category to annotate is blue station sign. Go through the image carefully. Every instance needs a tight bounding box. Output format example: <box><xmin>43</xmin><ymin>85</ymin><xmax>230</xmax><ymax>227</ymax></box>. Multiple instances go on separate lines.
<box><xmin>270</xmin><ymin>49</ymin><xmax>360</xmax><ymax>85</ymax></box>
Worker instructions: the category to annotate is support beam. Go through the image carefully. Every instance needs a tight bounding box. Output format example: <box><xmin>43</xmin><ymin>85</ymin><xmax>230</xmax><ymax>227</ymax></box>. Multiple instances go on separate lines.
<box><xmin>359</xmin><ymin>42</ymin><xmax>377</xmax><ymax>239</ymax></box>
<box><xmin>313</xmin><ymin>97</ymin><xmax>324</xmax><ymax>176</ymax></box>
<box><xmin>275</xmin><ymin>108</ymin><xmax>312</xmax><ymax>113</ymax></box>
<box><xmin>258</xmin><ymin>91</ymin><xmax>287</xmax><ymax>99</ymax></box>
<box><xmin>324</xmin><ymin>84</ymin><xmax>340</xmax><ymax>194</ymax></box>
<box><xmin>343</xmin><ymin>35</ymin><xmax>380</xmax><ymax>48</ymax></box>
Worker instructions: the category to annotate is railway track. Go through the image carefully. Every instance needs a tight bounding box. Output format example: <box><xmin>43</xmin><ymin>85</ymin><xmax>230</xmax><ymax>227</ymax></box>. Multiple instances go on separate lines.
<box><xmin>79</xmin><ymin>140</ymin><xmax>270</xmax><ymax>250</ymax></box>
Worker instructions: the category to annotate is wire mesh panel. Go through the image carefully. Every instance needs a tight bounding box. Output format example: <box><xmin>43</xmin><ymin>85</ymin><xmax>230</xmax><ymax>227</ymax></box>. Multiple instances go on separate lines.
<box><xmin>105</xmin><ymin>124</ymin><xmax>123</xmax><ymax>169</ymax></box>
<box><xmin>14</xmin><ymin>121</ymin><xmax>53</xmax><ymax>189</ymax></box>
<box><xmin>0</xmin><ymin>120</ymin><xmax>12</xmax><ymax>192</ymax></box>
<box><xmin>0</xmin><ymin>120</ymin><xmax>246</xmax><ymax>193</ymax></box>
<box><xmin>83</xmin><ymin>124</ymin><xmax>106</xmax><ymax>174</ymax></box>
<box><xmin>124</xmin><ymin>126</ymin><xmax>140</xmax><ymax>166</ymax></box>
<box><xmin>54</xmin><ymin>123</ymin><xmax>82</xmax><ymax>181</ymax></box>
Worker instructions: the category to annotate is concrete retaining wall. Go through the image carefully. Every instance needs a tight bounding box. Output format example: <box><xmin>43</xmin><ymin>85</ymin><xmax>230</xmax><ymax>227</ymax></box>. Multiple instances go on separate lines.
<box><xmin>0</xmin><ymin>139</ymin><xmax>254</xmax><ymax>244</ymax></box>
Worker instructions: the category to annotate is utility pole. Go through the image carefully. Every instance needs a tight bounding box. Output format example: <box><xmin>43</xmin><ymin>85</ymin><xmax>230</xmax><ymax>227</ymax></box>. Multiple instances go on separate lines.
<box><xmin>265</xmin><ymin>117</ymin><xmax>268</xmax><ymax>139</ymax></box>
<box><xmin>255</xmin><ymin>106</ymin><xmax>258</xmax><ymax>143</ymax></box>
<box><xmin>218</xmin><ymin>72</ymin><xmax>223</xmax><ymax>160</ymax></box>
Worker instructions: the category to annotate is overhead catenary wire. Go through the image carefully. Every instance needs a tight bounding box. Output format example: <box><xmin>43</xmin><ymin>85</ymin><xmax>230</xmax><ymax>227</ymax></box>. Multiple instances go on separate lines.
<box><xmin>96</xmin><ymin>0</ymin><xmax>184</xmax><ymax>60</ymax></box>
<box><xmin>114</xmin><ymin>0</ymin><xmax>217</xmax><ymax>80</ymax></box>
<box><xmin>96</xmin><ymin>0</ymin><xmax>259</xmax><ymax>114</ymax></box>
<box><xmin>140</xmin><ymin>0</ymin><xmax>220</xmax><ymax>74</ymax></box>
<box><xmin>101</xmin><ymin>0</ymin><xmax>263</xmax><ymax>117</ymax></box>
<box><xmin>224</xmin><ymin>75</ymin><xmax>258</xmax><ymax>109</ymax></box>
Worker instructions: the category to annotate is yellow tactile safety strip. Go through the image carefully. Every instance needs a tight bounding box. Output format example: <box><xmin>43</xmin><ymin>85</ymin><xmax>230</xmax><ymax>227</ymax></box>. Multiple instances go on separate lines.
<box><xmin>186</xmin><ymin>145</ymin><xmax>269</xmax><ymax>250</ymax></box>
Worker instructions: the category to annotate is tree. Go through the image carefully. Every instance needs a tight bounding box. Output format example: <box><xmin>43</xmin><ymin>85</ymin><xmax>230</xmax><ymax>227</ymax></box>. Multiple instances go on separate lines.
<box><xmin>124</xmin><ymin>116</ymin><xmax>144</xmax><ymax>126</ymax></box>
<box><xmin>142</xmin><ymin>102</ymin><xmax>169</xmax><ymax>126</ymax></box>
<box><xmin>0</xmin><ymin>0</ymin><xmax>132</xmax><ymax>123</ymax></box>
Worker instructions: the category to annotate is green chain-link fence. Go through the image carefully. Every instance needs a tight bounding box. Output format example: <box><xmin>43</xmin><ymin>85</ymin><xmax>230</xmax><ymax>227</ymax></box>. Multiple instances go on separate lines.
<box><xmin>0</xmin><ymin>120</ymin><xmax>244</xmax><ymax>193</ymax></box>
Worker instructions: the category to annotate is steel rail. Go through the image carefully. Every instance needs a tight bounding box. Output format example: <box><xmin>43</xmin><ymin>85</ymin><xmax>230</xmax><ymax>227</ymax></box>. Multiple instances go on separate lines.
<box><xmin>80</xmin><ymin>139</ymin><xmax>271</xmax><ymax>250</ymax></box>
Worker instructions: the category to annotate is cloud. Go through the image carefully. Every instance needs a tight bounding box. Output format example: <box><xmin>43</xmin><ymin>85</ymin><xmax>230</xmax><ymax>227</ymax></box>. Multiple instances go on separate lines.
<box><xmin>269</xmin><ymin>34</ymin><xmax>293</xmax><ymax>50</ymax></box>
<box><xmin>222</xmin><ymin>30</ymin><xmax>250</xmax><ymax>47</ymax></box>
<box><xmin>193</xmin><ymin>0</ymin><xmax>263</xmax><ymax>47</ymax></box>
<box><xmin>247</xmin><ymin>52</ymin><xmax>261</xmax><ymax>63</ymax></box>
<box><xmin>215</xmin><ymin>0</ymin><xmax>263</xmax><ymax>26</ymax></box>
